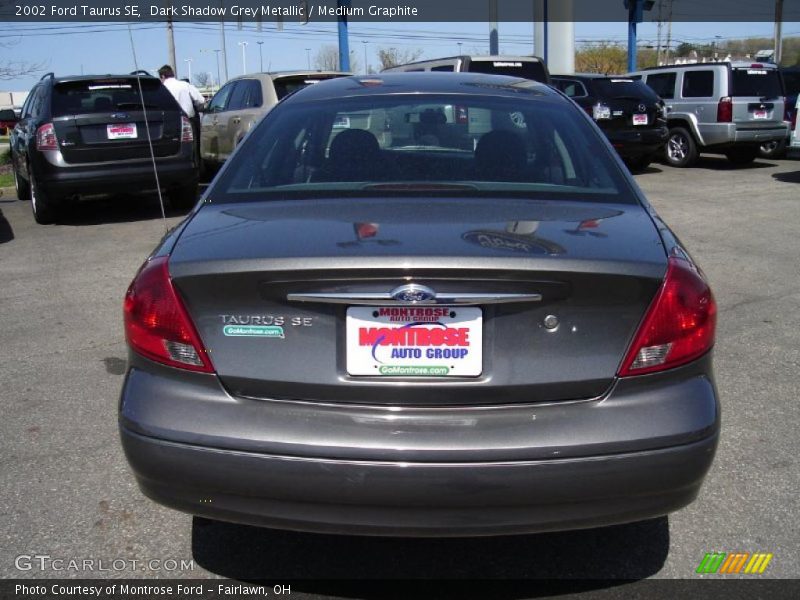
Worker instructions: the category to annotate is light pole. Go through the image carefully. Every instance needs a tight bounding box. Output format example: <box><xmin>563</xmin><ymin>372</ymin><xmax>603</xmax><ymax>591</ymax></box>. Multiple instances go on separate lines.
<box><xmin>257</xmin><ymin>41</ymin><xmax>264</xmax><ymax>72</ymax></box>
<box><xmin>362</xmin><ymin>40</ymin><xmax>368</xmax><ymax>74</ymax></box>
<box><xmin>457</xmin><ymin>41</ymin><xmax>463</xmax><ymax>55</ymax></box>
<box><xmin>238</xmin><ymin>41</ymin><xmax>248</xmax><ymax>75</ymax></box>
<box><xmin>213</xmin><ymin>50</ymin><xmax>221</xmax><ymax>88</ymax></box>
<box><xmin>184</xmin><ymin>57</ymin><xmax>193</xmax><ymax>82</ymax></box>
<box><xmin>305</xmin><ymin>48</ymin><xmax>311</xmax><ymax>70</ymax></box>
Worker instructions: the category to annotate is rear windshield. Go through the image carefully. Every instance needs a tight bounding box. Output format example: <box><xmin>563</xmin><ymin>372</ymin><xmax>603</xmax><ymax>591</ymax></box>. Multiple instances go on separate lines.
<box><xmin>209</xmin><ymin>91</ymin><xmax>636</xmax><ymax>205</ymax></box>
<box><xmin>52</xmin><ymin>79</ymin><xmax>178</xmax><ymax>116</ymax></box>
<box><xmin>590</xmin><ymin>78</ymin><xmax>660</xmax><ymax>101</ymax></box>
<box><xmin>467</xmin><ymin>60</ymin><xmax>549</xmax><ymax>84</ymax></box>
<box><xmin>731</xmin><ymin>68</ymin><xmax>783</xmax><ymax>98</ymax></box>
<box><xmin>273</xmin><ymin>75</ymin><xmax>344</xmax><ymax>100</ymax></box>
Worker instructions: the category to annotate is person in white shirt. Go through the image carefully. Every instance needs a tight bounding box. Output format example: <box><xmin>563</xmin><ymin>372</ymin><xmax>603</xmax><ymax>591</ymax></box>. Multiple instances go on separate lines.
<box><xmin>158</xmin><ymin>64</ymin><xmax>204</xmax><ymax>117</ymax></box>
<box><xmin>158</xmin><ymin>64</ymin><xmax>204</xmax><ymax>158</ymax></box>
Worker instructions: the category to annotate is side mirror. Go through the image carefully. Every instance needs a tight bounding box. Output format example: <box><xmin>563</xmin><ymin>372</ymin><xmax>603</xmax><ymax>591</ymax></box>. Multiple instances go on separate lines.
<box><xmin>0</xmin><ymin>108</ymin><xmax>19</xmax><ymax>123</ymax></box>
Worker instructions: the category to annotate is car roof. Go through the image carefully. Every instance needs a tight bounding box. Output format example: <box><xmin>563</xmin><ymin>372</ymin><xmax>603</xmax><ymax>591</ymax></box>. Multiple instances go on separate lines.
<box><xmin>638</xmin><ymin>61</ymin><xmax>779</xmax><ymax>72</ymax></box>
<box><xmin>48</xmin><ymin>74</ymin><xmax>160</xmax><ymax>84</ymax></box>
<box><xmin>227</xmin><ymin>71</ymin><xmax>352</xmax><ymax>82</ymax></box>
<box><xmin>282</xmin><ymin>72</ymin><xmax>556</xmax><ymax>103</ymax></box>
<box><xmin>552</xmin><ymin>73</ymin><xmax>638</xmax><ymax>80</ymax></box>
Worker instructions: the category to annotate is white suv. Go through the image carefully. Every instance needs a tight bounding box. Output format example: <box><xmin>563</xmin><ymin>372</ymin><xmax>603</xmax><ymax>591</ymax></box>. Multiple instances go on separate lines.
<box><xmin>629</xmin><ymin>62</ymin><xmax>788</xmax><ymax>167</ymax></box>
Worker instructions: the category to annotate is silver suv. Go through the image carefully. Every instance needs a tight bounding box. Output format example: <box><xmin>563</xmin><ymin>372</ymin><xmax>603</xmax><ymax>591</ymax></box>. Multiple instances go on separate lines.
<box><xmin>629</xmin><ymin>62</ymin><xmax>788</xmax><ymax>167</ymax></box>
<box><xmin>199</xmin><ymin>71</ymin><xmax>349</xmax><ymax>172</ymax></box>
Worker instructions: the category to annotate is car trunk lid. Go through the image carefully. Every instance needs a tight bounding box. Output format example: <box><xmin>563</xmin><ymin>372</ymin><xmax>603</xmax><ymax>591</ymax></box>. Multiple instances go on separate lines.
<box><xmin>168</xmin><ymin>198</ymin><xmax>667</xmax><ymax>406</ymax></box>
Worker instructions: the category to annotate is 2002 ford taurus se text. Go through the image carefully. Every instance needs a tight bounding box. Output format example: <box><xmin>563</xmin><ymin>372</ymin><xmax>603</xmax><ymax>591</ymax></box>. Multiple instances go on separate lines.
<box><xmin>119</xmin><ymin>73</ymin><xmax>719</xmax><ymax>536</ymax></box>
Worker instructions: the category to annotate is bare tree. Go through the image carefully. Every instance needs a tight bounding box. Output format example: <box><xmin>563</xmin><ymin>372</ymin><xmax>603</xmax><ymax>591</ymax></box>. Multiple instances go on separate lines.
<box><xmin>574</xmin><ymin>42</ymin><xmax>627</xmax><ymax>75</ymax></box>
<box><xmin>0</xmin><ymin>40</ymin><xmax>46</xmax><ymax>81</ymax></box>
<box><xmin>376</xmin><ymin>47</ymin><xmax>424</xmax><ymax>70</ymax></box>
<box><xmin>314</xmin><ymin>44</ymin><xmax>359</xmax><ymax>72</ymax></box>
<box><xmin>194</xmin><ymin>71</ymin><xmax>212</xmax><ymax>88</ymax></box>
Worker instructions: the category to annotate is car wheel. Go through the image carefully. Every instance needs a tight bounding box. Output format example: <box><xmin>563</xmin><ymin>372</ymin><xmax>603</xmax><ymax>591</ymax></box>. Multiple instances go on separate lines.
<box><xmin>30</xmin><ymin>175</ymin><xmax>60</xmax><ymax>224</ymax></box>
<box><xmin>725</xmin><ymin>147</ymin><xmax>758</xmax><ymax>165</ymax></box>
<box><xmin>14</xmin><ymin>164</ymin><xmax>31</xmax><ymax>201</ymax></box>
<box><xmin>757</xmin><ymin>138</ymin><xmax>787</xmax><ymax>159</ymax></box>
<box><xmin>168</xmin><ymin>181</ymin><xmax>199</xmax><ymax>211</ymax></box>
<box><xmin>664</xmin><ymin>128</ymin><xmax>698</xmax><ymax>168</ymax></box>
<box><xmin>625</xmin><ymin>156</ymin><xmax>652</xmax><ymax>173</ymax></box>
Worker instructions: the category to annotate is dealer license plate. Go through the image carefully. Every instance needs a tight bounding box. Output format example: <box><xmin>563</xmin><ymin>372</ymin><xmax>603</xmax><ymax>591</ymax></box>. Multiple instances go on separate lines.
<box><xmin>346</xmin><ymin>306</ymin><xmax>483</xmax><ymax>377</ymax></box>
<box><xmin>753</xmin><ymin>109</ymin><xmax>768</xmax><ymax>119</ymax></box>
<box><xmin>107</xmin><ymin>123</ymin><xmax>138</xmax><ymax>139</ymax></box>
<box><xmin>633</xmin><ymin>113</ymin><xmax>648</xmax><ymax>126</ymax></box>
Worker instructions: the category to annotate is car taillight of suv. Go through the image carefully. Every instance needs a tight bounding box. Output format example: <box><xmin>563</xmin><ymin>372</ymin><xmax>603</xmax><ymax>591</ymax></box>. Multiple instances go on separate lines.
<box><xmin>181</xmin><ymin>116</ymin><xmax>194</xmax><ymax>142</ymax></box>
<box><xmin>717</xmin><ymin>97</ymin><xmax>733</xmax><ymax>123</ymax></box>
<box><xmin>36</xmin><ymin>123</ymin><xmax>58</xmax><ymax>150</ymax></box>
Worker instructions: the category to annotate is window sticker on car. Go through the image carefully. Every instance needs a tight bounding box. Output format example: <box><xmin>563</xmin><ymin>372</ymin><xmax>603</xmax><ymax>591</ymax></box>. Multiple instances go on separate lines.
<box><xmin>493</xmin><ymin>62</ymin><xmax>522</xmax><ymax>67</ymax></box>
<box><xmin>747</xmin><ymin>70</ymin><xmax>768</xmax><ymax>75</ymax></box>
<box><xmin>611</xmin><ymin>79</ymin><xmax>634</xmax><ymax>83</ymax></box>
<box><xmin>223</xmin><ymin>325</ymin><xmax>285</xmax><ymax>338</ymax></box>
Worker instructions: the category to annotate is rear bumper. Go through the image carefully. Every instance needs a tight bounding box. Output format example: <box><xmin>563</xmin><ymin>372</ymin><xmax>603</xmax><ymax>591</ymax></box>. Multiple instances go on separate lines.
<box><xmin>119</xmin><ymin>353</ymin><xmax>719</xmax><ymax>536</ymax></box>
<box><xmin>32</xmin><ymin>148</ymin><xmax>197</xmax><ymax>197</ymax></box>
<box><xmin>602</xmin><ymin>126</ymin><xmax>669</xmax><ymax>158</ymax></box>
<box><xmin>121</xmin><ymin>428</ymin><xmax>717</xmax><ymax>537</ymax></box>
<box><xmin>697</xmin><ymin>123</ymin><xmax>788</xmax><ymax>148</ymax></box>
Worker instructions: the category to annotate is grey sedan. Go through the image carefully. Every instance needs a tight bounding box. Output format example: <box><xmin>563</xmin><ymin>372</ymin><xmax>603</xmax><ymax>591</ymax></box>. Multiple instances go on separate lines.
<box><xmin>120</xmin><ymin>73</ymin><xmax>719</xmax><ymax>536</ymax></box>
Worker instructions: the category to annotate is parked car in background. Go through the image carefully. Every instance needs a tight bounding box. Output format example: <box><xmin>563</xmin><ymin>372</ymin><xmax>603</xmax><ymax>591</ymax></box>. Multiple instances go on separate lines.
<box><xmin>382</xmin><ymin>55</ymin><xmax>551</xmax><ymax>84</ymax></box>
<box><xmin>199</xmin><ymin>71</ymin><xmax>350</xmax><ymax>173</ymax></box>
<box><xmin>0</xmin><ymin>108</ymin><xmax>17</xmax><ymax>135</ymax></box>
<box><xmin>629</xmin><ymin>62</ymin><xmax>788</xmax><ymax>167</ymax></box>
<box><xmin>758</xmin><ymin>66</ymin><xmax>799</xmax><ymax>158</ymax></box>
<box><xmin>8</xmin><ymin>72</ymin><xmax>198</xmax><ymax>224</ymax></box>
<box><xmin>788</xmin><ymin>94</ymin><xmax>800</xmax><ymax>158</ymax></box>
<box><xmin>120</xmin><ymin>73</ymin><xmax>719</xmax><ymax>537</ymax></box>
<box><xmin>551</xmin><ymin>74</ymin><xmax>668</xmax><ymax>172</ymax></box>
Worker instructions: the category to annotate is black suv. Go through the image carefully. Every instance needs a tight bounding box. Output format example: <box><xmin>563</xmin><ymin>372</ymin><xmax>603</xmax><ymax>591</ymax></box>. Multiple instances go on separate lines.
<box><xmin>551</xmin><ymin>74</ymin><xmax>668</xmax><ymax>171</ymax></box>
<box><xmin>9</xmin><ymin>73</ymin><xmax>198</xmax><ymax>223</ymax></box>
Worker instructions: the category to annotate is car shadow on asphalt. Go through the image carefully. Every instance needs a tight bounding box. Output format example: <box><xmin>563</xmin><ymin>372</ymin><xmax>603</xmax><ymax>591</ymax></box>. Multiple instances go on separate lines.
<box><xmin>631</xmin><ymin>166</ymin><xmax>663</xmax><ymax>176</ymax></box>
<box><xmin>771</xmin><ymin>170</ymin><xmax>800</xmax><ymax>184</ymax></box>
<box><xmin>0</xmin><ymin>208</ymin><xmax>13</xmax><ymax>244</ymax></box>
<box><xmin>191</xmin><ymin>516</ymin><xmax>669</xmax><ymax>596</ymax></box>
<box><xmin>677</xmin><ymin>156</ymin><xmax>777</xmax><ymax>171</ymax></box>
<box><xmin>55</xmin><ymin>193</ymin><xmax>195</xmax><ymax>226</ymax></box>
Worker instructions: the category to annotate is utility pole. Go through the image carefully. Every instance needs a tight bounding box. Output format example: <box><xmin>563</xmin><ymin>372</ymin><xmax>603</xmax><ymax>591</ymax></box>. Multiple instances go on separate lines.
<box><xmin>656</xmin><ymin>0</ymin><xmax>663</xmax><ymax>65</ymax></box>
<box><xmin>184</xmin><ymin>58</ymin><xmax>193</xmax><ymax>82</ymax></box>
<box><xmin>166</xmin><ymin>15</ymin><xmax>177</xmax><ymax>70</ymax></box>
<box><xmin>239</xmin><ymin>41</ymin><xmax>248</xmax><ymax>75</ymax></box>
<box><xmin>220</xmin><ymin>1</ymin><xmax>229</xmax><ymax>83</ymax></box>
<box><xmin>257</xmin><ymin>41</ymin><xmax>264</xmax><ymax>72</ymax></box>
<box><xmin>337</xmin><ymin>0</ymin><xmax>351</xmax><ymax>71</ymax></box>
<box><xmin>362</xmin><ymin>40</ymin><xmax>368</xmax><ymax>74</ymax></box>
<box><xmin>489</xmin><ymin>0</ymin><xmax>499</xmax><ymax>55</ymax></box>
<box><xmin>664</xmin><ymin>0</ymin><xmax>673</xmax><ymax>64</ymax></box>
<box><xmin>774</xmin><ymin>0</ymin><xmax>784</xmax><ymax>64</ymax></box>
<box><xmin>305</xmin><ymin>48</ymin><xmax>311</xmax><ymax>70</ymax></box>
<box><xmin>214</xmin><ymin>50</ymin><xmax>221</xmax><ymax>88</ymax></box>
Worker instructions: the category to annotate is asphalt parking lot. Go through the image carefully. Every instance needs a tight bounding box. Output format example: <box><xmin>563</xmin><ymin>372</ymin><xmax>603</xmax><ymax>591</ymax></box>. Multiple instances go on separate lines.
<box><xmin>1</xmin><ymin>156</ymin><xmax>798</xmax><ymax>589</ymax></box>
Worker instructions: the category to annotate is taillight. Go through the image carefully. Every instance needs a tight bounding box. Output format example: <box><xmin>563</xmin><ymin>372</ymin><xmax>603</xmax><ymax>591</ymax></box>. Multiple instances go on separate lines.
<box><xmin>181</xmin><ymin>116</ymin><xmax>194</xmax><ymax>142</ymax></box>
<box><xmin>717</xmin><ymin>97</ymin><xmax>732</xmax><ymax>123</ymax></box>
<box><xmin>36</xmin><ymin>123</ymin><xmax>58</xmax><ymax>150</ymax></box>
<box><xmin>123</xmin><ymin>257</ymin><xmax>213</xmax><ymax>373</ymax></box>
<box><xmin>618</xmin><ymin>257</ymin><xmax>716</xmax><ymax>377</ymax></box>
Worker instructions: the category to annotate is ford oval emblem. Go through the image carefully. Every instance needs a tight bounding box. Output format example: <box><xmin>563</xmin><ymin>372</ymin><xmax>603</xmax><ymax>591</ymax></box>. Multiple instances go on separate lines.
<box><xmin>390</xmin><ymin>284</ymin><xmax>436</xmax><ymax>303</ymax></box>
